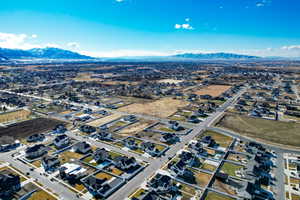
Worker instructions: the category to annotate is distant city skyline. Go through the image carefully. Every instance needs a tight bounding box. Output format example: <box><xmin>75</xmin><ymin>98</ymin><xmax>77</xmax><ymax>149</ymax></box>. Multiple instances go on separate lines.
<box><xmin>0</xmin><ymin>0</ymin><xmax>300</xmax><ymax>57</ymax></box>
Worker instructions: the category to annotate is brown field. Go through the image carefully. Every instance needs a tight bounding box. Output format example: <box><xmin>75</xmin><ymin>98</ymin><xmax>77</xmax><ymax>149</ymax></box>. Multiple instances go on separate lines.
<box><xmin>118</xmin><ymin>97</ymin><xmax>189</xmax><ymax>118</ymax></box>
<box><xmin>0</xmin><ymin>118</ymin><xmax>64</xmax><ymax>140</ymax></box>
<box><xmin>0</xmin><ymin>109</ymin><xmax>32</xmax><ymax>123</ymax></box>
<box><xmin>87</xmin><ymin>113</ymin><xmax>122</xmax><ymax>127</ymax></box>
<box><xmin>194</xmin><ymin>85</ymin><xmax>231</xmax><ymax>97</ymax></box>
<box><xmin>118</xmin><ymin>120</ymin><xmax>155</xmax><ymax>136</ymax></box>
<box><xmin>216</xmin><ymin>113</ymin><xmax>300</xmax><ymax>147</ymax></box>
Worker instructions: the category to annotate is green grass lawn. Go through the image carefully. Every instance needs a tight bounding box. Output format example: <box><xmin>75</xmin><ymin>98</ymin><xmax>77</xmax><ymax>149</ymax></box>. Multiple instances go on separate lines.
<box><xmin>221</xmin><ymin>162</ymin><xmax>243</xmax><ymax>177</ymax></box>
<box><xmin>202</xmin><ymin>130</ymin><xmax>233</xmax><ymax>148</ymax></box>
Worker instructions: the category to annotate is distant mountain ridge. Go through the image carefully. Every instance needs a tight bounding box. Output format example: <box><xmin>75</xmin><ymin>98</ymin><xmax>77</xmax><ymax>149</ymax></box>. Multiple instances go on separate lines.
<box><xmin>0</xmin><ymin>47</ymin><xmax>93</xmax><ymax>60</ymax></box>
<box><xmin>173</xmin><ymin>52</ymin><xmax>260</xmax><ymax>60</ymax></box>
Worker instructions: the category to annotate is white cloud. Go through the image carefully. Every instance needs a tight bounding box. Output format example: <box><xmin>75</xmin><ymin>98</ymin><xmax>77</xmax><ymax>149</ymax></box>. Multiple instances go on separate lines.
<box><xmin>0</xmin><ymin>32</ymin><xmax>41</xmax><ymax>49</ymax></box>
<box><xmin>281</xmin><ymin>45</ymin><xmax>300</xmax><ymax>51</ymax></box>
<box><xmin>256</xmin><ymin>3</ymin><xmax>264</xmax><ymax>7</ymax></box>
<box><xmin>67</xmin><ymin>42</ymin><xmax>80</xmax><ymax>49</ymax></box>
<box><xmin>175</xmin><ymin>24</ymin><xmax>182</xmax><ymax>29</ymax></box>
<box><xmin>256</xmin><ymin>0</ymin><xmax>272</xmax><ymax>7</ymax></box>
<box><xmin>116</xmin><ymin>0</ymin><xmax>124</xmax><ymax>2</ymax></box>
<box><xmin>174</xmin><ymin>23</ymin><xmax>194</xmax><ymax>30</ymax></box>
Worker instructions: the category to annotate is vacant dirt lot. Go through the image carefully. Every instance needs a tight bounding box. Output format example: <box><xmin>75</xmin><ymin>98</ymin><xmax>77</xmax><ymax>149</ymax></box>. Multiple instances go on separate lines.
<box><xmin>118</xmin><ymin>120</ymin><xmax>155</xmax><ymax>136</ymax></box>
<box><xmin>119</xmin><ymin>97</ymin><xmax>189</xmax><ymax>118</ymax></box>
<box><xmin>87</xmin><ymin>113</ymin><xmax>122</xmax><ymax>127</ymax></box>
<box><xmin>0</xmin><ymin>109</ymin><xmax>31</xmax><ymax>124</ymax></box>
<box><xmin>216</xmin><ymin>113</ymin><xmax>300</xmax><ymax>147</ymax></box>
<box><xmin>195</xmin><ymin>85</ymin><xmax>231</xmax><ymax>97</ymax></box>
<box><xmin>0</xmin><ymin>118</ymin><xmax>64</xmax><ymax>140</ymax></box>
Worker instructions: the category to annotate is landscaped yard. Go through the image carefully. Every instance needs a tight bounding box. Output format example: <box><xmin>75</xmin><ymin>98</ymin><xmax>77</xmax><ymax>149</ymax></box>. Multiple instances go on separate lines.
<box><xmin>220</xmin><ymin>162</ymin><xmax>244</xmax><ymax>178</ymax></box>
<box><xmin>202</xmin><ymin>130</ymin><xmax>233</xmax><ymax>148</ymax></box>
<box><xmin>216</xmin><ymin>113</ymin><xmax>300</xmax><ymax>147</ymax></box>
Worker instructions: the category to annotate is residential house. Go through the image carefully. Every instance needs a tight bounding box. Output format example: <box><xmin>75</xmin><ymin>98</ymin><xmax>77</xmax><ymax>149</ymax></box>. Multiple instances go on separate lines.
<box><xmin>168</xmin><ymin>121</ymin><xmax>181</xmax><ymax>131</ymax></box>
<box><xmin>82</xmin><ymin>176</ymin><xmax>110</xmax><ymax>197</ymax></box>
<box><xmin>123</xmin><ymin>115</ymin><xmax>137</xmax><ymax>123</ymax></box>
<box><xmin>169</xmin><ymin>160</ymin><xmax>195</xmax><ymax>183</ymax></box>
<box><xmin>148</xmin><ymin>174</ymin><xmax>177</xmax><ymax>194</ymax></box>
<box><xmin>113</xmin><ymin>156</ymin><xmax>138</xmax><ymax>171</ymax></box>
<box><xmin>179</xmin><ymin>151</ymin><xmax>200</xmax><ymax>167</ymax></box>
<box><xmin>96</xmin><ymin>131</ymin><xmax>113</xmax><ymax>141</ymax></box>
<box><xmin>25</xmin><ymin>144</ymin><xmax>47</xmax><ymax>159</ymax></box>
<box><xmin>59</xmin><ymin>163</ymin><xmax>87</xmax><ymax>180</ymax></box>
<box><xmin>54</xmin><ymin>134</ymin><xmax>70</xmax><ymax>149</ymax></box>
<box><xmin>73</xmin><ymin>141</ymin><xmax>92</xmax><ymax>154</ymax></box>
<box><xmin>53</xmin><ymin>124</ymin><xmax>67</xmax><ymax>134</ymax></box>
<box><xmin>26</xmin><ymin>133</ymin><xmax>45</xmax><ymax>143</ymax></box>
<box><xmin>160</xmin><ymin>133</ymin><xmax>179</xmax><ymax>144</ymax></box>
<box><xmin>140</xmin><ymin>141</ymin><xmax>160</xmax><ymax>157</ymax></box>
<box><xmin>42</xmin><ymin>155</ymin><xmax>60</xmax><ymax>171</ymax></box>
<box><xmin>201</xmin><ymin>136</ymin><xmax>217</xmax><ymax>148</ymax></box>
<box><xmin>124</xmin><ymin>138</ymin><xmax>138</xmax><ymax>150</ymax></box>
<box><xmin>0</xmin><ymin>174</ymin><xmax>21</xmax><ymax>198</ymax></box>
<box><xmin>93</xmin><ymin>148</ymin><xmax>109</xmax><ymax>163</ymax></box>
<box><xmin>79</xmin><ymin>125</ymin><xmax>96</xmax><ymax>134</ymax></box>
<box><xmin>188</xmin><ymin>115</ymin><xmax>200</xmax><ymax>123</ymax></box>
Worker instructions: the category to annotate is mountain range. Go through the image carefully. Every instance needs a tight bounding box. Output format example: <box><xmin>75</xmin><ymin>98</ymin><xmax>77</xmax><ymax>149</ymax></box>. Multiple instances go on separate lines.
<box><xmin>0</xmin><ymin>47</ymin><xmax>92</xmax><ymax>60</ymax></box>
<box><xmin>173</xmin><ymin>52</ymin><xmax>260</xmax><ymax>60</ymax></box>
<box><xmin>1</xmin><ymin>47</ymin><xmax>295</xmax><ymax>62</ymax></box>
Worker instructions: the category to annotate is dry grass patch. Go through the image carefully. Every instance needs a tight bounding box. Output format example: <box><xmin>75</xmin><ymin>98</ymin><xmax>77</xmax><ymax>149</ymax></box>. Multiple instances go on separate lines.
<box><xmin>87</xmin><ymin>113</ymin><xmax>122</xmax><ymax>127</ymax></box>
<box><xmin>195</xmin><ymin>85</ymin><xmax>231</xmax><ymax>97</ymax></box>
<box><xmin>0</xmin><ymin>109</ymin><xmax>31</xmax><ymax>123</ymax></box>
<box><xmin>217</xmin><ymin>113</ymin><xmax>300</xmax><ymax>147</ymax></box>
<box><xmin>27</xmin><ymin>190</ymin><xmax>57</xmax><ymax>200</ymax></box>
<box><xmin>118</xmin><ymin>120</ymin><xmax>155</xmax><ymax>136</ymax></box>
<box><xmin>119</xmin><ymin>97</ymin><xmax>189</xmax><ymax>118</ymax></box>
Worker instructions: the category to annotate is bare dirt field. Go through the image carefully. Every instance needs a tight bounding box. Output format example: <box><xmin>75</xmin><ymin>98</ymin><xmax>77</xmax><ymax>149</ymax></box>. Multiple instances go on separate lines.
<box><xmin>0</xmin><ymin>118</ymin><xmax>64</xmax><ymax>140</ymax></box>
<box><xmin>216</xmin><ymin>113</ymin><xmax>300</xmax><ymax>147</ymax></box>
<box><xmin>194</xmin><ymin>85</ymin><xmax>231</xmax><ymax>97</ymax></box>
<box><xmin>0</xmin><ymin>109</ymin><xmax>32</xmax><ymax>124</ymax></box>
<box><xmin>87</xmin><ymin>113</ymin><xmax>122</xmax><ymax>127</ymax></box>
<box><xmin>117</xmin><ymin>120</ymin><xmax>155</xmax><ymax>136</ymax></box>
<box><xmin>118</xmin><ymin>97</ymin><xmax>189</xmax><ymax>118</ymax></box>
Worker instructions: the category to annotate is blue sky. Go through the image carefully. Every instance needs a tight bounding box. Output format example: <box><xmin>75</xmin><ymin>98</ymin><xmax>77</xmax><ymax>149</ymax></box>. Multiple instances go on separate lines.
<box><xmin>0</xmin><ymin>0</ymin><xmax>300</xmax><ymax>57</ymax></box>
